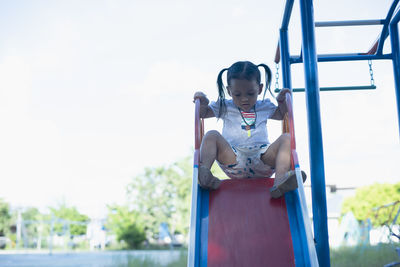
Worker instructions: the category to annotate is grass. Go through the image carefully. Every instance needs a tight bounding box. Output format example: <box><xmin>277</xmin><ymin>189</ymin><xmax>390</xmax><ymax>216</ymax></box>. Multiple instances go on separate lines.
<box><xmin>113</xmin><ymin>250</ymin><xmax>187</xmax><ymax>267</ymax></box>
<box><xmin>115</xmin><ymin>243</ymin><xmax>399</xmax><ymax>267</ymax></box>
<box><xmin>330</xmin><ymin>243</ymin><xmax>399</xmax><ymax>267</ymax></box>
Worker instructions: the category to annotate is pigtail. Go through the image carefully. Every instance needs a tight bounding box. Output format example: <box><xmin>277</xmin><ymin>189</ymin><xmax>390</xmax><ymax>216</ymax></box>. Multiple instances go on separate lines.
<box><xmin>257</xmin><ymin>64</ymin><xmax>274</xmax><ymax>100</ymax></box>
<box><xmin>216</xmin><ymin>68</ymin><xmax>229</xmax><ymax>117</ymax></box>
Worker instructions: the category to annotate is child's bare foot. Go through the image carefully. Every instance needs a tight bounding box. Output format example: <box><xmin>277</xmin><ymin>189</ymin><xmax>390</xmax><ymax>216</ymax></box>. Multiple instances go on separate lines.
<box><xmin>198</xmin><ymin>166</ymin><xmax>222</xmax><ymax>190</ymax></box>
<box><xmin>270</xmin><ymin>170</ymin><xmax>307</xmax><ymax>199</ymax></box>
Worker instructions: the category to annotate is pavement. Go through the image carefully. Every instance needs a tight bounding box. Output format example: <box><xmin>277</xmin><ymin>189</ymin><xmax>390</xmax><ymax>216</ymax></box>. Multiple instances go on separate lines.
<box><xmin>0</xmin><ymin>250</ymin><xmax>182</xmax><ymax>267</ymax></box>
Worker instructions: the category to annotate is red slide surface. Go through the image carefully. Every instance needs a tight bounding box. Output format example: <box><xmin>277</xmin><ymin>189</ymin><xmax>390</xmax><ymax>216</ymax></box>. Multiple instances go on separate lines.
<box><xmin>207</xmin><ymin>178</ymin><xmax>295</xmax><ymax>267</ymax></box>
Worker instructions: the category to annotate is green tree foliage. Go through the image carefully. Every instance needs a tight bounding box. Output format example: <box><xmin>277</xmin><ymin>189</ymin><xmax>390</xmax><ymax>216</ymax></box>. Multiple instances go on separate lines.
<box><xmin>19</xmin><ymin>207</ymin><xmax>50</xmax><ymax>248</ymax></box>
<box><xmin>106</xmin><ymin>205</ymin><xmax>146</xmax><ymax>249</ymax></box>
<box><xmin>341</xmin><ymin>182</ymin><xmax>400</xmax><ymax>226</ymax></box>
<box><xmin>126</xmin><ymin>157</ymin><xmax>192</xmax><ymax>238</ymax></box>
<box><xmin>0</xmin><ymin>199</ymin><xmax>12</xmax><ymax>249</ymax></box>
<box><xmin>0</xmin><ymin>199</ymin><xmax>12</xmax><ymax>237</ymax></box>
<box><xmin>111</xmin><ymin>156</ymin><xmax>228</xmax><ymax>243</ymax></box>
<box><xmin>21</xmin><ymin>207</ymin><xmax>41</xmax><ymax>222</ymax></box>
<box><xmin>126</xmin><ymin>156</ymin><xmax>223</xmax><ymax>238</ymax></box>
<box><xmin>49</xmin><ymin>203</ymin><xmax>89</xmax><ymax>236</ymax></box>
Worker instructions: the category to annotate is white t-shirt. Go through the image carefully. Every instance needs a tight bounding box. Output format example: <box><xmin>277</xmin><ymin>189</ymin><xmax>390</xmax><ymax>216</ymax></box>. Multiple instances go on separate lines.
<box><xmin>209</xmin><ymin>99</ymin><xmax>277</xmax><ymax>148</ymax></box>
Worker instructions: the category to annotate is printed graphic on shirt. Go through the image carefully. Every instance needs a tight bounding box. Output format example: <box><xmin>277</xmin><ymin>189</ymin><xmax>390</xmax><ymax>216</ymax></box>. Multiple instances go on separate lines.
<box><xmin>240</xmin><ymin>111</ymin><xmax>256</xmax><ymax>130</ymax></box>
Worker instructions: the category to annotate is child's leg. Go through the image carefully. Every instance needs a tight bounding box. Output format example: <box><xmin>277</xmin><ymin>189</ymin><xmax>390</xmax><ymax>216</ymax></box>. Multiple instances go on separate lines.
<box><xmin>260</xmin><ymin>133</ymin><xmax>291</xmax><ymax>180</ymax></box>
<box><xmin>200</xmin><ymin>130</ymin><xmax>236</xmax><ymax>168</ymax></box>
<box><xmin>199</xmin><ymin>130</ymin><xmax>236</xmax><ymax>189</ymax></box>
<box><xmin>261</xmin><ymin>133</ymin><xmax>306</xmax><ymax>198</ymax></box>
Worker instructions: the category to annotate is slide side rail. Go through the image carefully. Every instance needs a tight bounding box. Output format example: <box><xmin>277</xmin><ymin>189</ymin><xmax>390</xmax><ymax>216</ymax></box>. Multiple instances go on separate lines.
<box><xmin>284</xmin><ymin>92</ymin><xmax>320</xmax><ymax>267</ymax></box>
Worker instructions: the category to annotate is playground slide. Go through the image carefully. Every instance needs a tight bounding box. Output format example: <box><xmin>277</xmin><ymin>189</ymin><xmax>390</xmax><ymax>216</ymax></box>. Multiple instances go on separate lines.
<box><xmin>188</xmin><ymin>95</ymin><xmax>319</xmax><ymax>267</ymax></box>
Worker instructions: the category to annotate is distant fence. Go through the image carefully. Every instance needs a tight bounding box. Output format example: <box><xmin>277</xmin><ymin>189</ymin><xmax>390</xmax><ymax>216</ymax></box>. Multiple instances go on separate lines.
<box><xmin>14</xmin><ymin>213</ymin><xmax>108</xmax><ymax>253</ymax></box>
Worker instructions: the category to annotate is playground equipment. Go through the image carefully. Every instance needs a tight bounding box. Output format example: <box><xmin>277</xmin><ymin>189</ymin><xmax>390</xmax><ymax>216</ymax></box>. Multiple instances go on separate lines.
<box><xmin>274</xmin><ymin>59</ymin><xmax>377</xmax><ymax>93</ymax></box>
<box><xmin>372</xmin><ymin>201</ymin><xmax>400</xmax><ymax>242</ymax></box>
<box><xmin>188</xmin><ymin>0</ymin><xmax>400</xmax><ymax>266</ymax></box>
<box><xmin>188</xmin><ymin>96</ymin><xmax>318</xmax><ymax>267</ymax></box>
<box><xmin>277</xmin><ymin>1</ymin><xmax>400</xmax><ymax>265</ymax></box>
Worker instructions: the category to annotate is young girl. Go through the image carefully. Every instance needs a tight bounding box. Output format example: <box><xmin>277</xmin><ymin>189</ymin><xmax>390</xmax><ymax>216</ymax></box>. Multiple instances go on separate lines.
<box><xmin>193</xmin><ymin>61</ymin><xmax>305</xmax><ymax>198</ymax></box>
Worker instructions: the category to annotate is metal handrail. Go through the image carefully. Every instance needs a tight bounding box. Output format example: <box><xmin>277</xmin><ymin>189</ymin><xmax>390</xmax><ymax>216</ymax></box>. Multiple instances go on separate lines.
<box><xmin>194</xmin><ymin>99</ymin><xmax>202</xmax><ymax>151</ymax></box>
<box><xmin>193</xmin><ymin>99</ymin><xmax>204</xmax><ymax>166</ymax></box>
<box><xmin>284</xmin><ymin>93</ymin><xmax>297</xmax><ymax>159</ymax></box>
<box><xmin>187</xmin><ymin>99</ymin><xmax>205</xmax><ymax>267</ymax></box>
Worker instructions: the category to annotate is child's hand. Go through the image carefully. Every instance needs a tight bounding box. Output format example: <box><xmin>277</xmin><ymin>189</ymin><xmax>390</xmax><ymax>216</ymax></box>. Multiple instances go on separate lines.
<box><xmin>276</xmin><ymin>88</ymin><xmax>291</xmax><ymax>103</ymax></box>
<box><xmin>193</xmin><ymin>91</ymin><xmax>210</xmax><ymax>106</ymax></box>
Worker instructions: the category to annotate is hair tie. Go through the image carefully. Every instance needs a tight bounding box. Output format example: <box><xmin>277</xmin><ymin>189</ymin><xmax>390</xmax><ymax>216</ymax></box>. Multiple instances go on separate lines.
<box><xmin>257</xmin><ymin>63</ymin><xmax>274</xmax><ymax>100</ymax></box>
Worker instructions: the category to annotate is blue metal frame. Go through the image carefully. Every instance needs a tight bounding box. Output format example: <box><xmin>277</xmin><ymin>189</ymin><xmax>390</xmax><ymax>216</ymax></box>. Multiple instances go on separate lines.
<box><xmin>298</xmin><ymin>0</ymin><xmax>330</xmax><ymax>266</ymax></box>
<box><xmin>275</xmin><ymin>85</ymin><xmax>376</xmax><ymax>93</ymax></box>
<box><xmin>315</xmin><ymin>20</ymin><xmax>384</xmax><ymax>27</ymax></box>
<box><xmin>290</xmin><ymin>53</ymin><xmax>392</xmax><ymax>64</ymax></box>
<box><xmin>277</xmin><ymin>0</ymin><xmax>400</xmax><ymax>266</ymax></box>
<box><xmin>280</xmin><ymin>9</ymin><xmax>313</xmax><ymax>265</ymax></box>
<box><xmin>377</xmin><ymin>0</ymin><xmax>400</xmax><ymax>55</ymax></box>
<box><xmin>390</xmin><ymin>8</ymin><xmax>400</xmax><ymax>136</ymax></box>
<box><xmin>280</xmin><ymin>22</ymin><xmax>293</xmax><ymax>87</ymax></box>
<box><xmin>280</xmin><ymin>5</ymin><xmax>319</xmax><ymax>266</ymax></box>
<box><xmin>281</xmin><ymin>0</ymin><xmax>295</xmax><ymax>31</ymax></box>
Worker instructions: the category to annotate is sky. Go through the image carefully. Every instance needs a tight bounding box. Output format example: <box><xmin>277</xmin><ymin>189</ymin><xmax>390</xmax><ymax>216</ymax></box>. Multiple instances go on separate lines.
<box><xmin>0</xmin><ymin>0</ymin><xmax>399</xmax><ymax>218</ymax></box>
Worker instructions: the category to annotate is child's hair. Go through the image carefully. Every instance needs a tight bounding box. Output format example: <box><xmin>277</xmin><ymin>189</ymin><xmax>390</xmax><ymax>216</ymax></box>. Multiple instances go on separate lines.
<box><xmin>216</xmin><ymin>61</ymin><xmax>272</xmax><ymax>117</ymax></box>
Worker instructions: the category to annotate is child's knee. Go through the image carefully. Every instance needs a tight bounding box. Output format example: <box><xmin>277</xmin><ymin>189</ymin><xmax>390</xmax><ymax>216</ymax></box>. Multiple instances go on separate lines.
<box><xmin>280</xmin><ymin>133</ymin><xmax>291</xmax><ymax>145</ymax></box>
<box><xmin>203</xmin><ymin>130</ymin><xmax>221</xmax><ymax>142</ymax></box>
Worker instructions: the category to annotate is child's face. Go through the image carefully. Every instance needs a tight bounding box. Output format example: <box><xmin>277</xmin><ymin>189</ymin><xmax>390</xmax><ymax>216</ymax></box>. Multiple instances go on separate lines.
<box><xmin>227</xmin><ymin>79</ymin><xmax>263</xmax><ymax>112</ymax></box>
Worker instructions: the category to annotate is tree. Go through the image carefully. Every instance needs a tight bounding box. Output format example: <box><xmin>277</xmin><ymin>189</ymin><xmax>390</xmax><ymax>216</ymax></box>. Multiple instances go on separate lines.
<box><xmin>49</xmin><ymin>203</ymin><xmax>89</xmax><ymax>236</ymax></box>
<box><xmin>106</xmin><ymin>205</ymin><xmax>145</xmax><ymax>249</ymax></box>
<box><xmin>0</xmin><ymin>199</ymin><xmax>12</xmax><ymax>249</ymax></box>
<box><xmin>341</xmin><ymin>182</ymin><xmax>400</xmax><ymax>227</ymax></box>
<box><xmin>114</xmin><ymin>155</ymin><xmax>228</xmax><ymax>243</ymax></box>
<box><xmin>126</xmin><ymin>164</ymin><xmax>183</xmax><ymax>238</ymax></box>
<box><xmin>19</xmin><ymin>207</ymin><xmax>49</xmax><ymax>248</ymax></box>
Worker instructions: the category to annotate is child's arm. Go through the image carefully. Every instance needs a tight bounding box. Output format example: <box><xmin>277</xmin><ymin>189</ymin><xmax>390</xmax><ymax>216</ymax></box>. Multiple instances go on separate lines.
<box><xmin>270</xmin><ymin>88</ymin><xmax>290</xmax><ymax>120</ymax></box>
<box><xmin>193</xmin><ymin>91</ymin><xmax>216</xmax><ymax>118</ymax></box>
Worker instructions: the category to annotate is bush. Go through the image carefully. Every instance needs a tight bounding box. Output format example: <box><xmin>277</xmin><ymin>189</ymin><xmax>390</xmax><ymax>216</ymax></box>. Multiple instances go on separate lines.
<box><xmin>118</xmin><ymin>223</ymin><xmax>146</xmax><ymax>249</ymax></box>
<box><xmin>106</xmin><ymin>205</ymin><xmax>147</xmax><ymax>249</ymax></box>
<box><xmin>341</xmin><ymin>182</ymin><xmax>400</xmax><ymax>226</ymax></box>
<box><xmin>331</xmin><ymin>243</ymin><xmax>399</xmax><ymax>267</ymax></box>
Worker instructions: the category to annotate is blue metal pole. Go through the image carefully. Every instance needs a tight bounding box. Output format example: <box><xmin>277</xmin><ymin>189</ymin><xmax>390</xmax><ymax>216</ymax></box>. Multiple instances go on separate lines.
<box><xmin>280</xmin><ymin>29</ymin><xmax>292</xmax><ymax>89</ymax></box>
<box><xmin>377</xmin><ymin>0</ymin><xmax>400</xmax><ymax>55</ymax></box>
<box><xmin>281</xmin><ymin>0</ymin><xmax>295</xmax><ymax>30</ymax></box>
<box><xmin>315</xmin><ymin>20</ymin><xmax>384</xmax><ymax>27</ymax></box>
<box><xmin>280</xmin><ymin>27</ymin><xmax>319</xmax><ymax>266</ymax></box>
<box><xmin>298</xmin><ymin>0</ymin><xmax>330</xmax><ymax>266</ymax></box>
<box><xmin>389</xmin><ymin>10</ymin><xmax>400</xmax><ymax>137</ymax></box>
<box><xmin>290</xmin><ymin>53</ymin><xmax>392</xmax><ymax>64</ymax></box>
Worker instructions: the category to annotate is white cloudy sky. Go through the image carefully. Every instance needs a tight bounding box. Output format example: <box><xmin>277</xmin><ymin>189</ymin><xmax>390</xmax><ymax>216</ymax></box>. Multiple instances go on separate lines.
<box><xmin>0</xmin><ymin>0</ymin><xmax>399</xmax><ymax>218</ymax></box>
